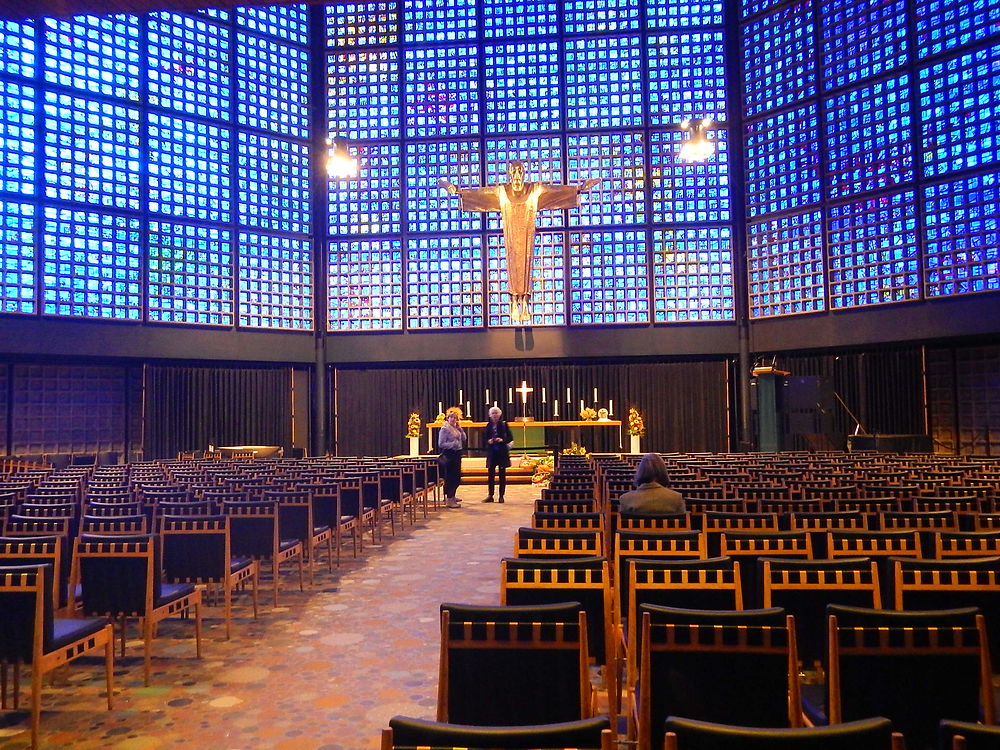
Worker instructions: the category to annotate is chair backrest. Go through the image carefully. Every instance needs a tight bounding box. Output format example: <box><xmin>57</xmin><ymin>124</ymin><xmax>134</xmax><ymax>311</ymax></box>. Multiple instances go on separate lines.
<box><xmin>384</xmin><ymin>715</ymin><xmax>614</xmax><ymax>750</ymax></box>
<box><xmin>935</xmin><ymin>531</ymin><xmax>1000</xmax><ymax>559</ymax></box>
<box><xmin>938</xmin><ymin>718</ymin><xmax>1000</xmax><ymax>750</ymax></box>
<box><xmin>638</xmin><ymin>604</ymin><xmax>800</xmax><ymax>750</ymax></box>
<box><xmin>826</xmin><ymin>604</ymin><xmax>993</xmax><ymax>750</ymax></box>
<box><xmin>892</xmin><ymin>555</ymin><xmax>1000</xmax><ymax>671</ymax></box>
<box><xmin>222</xmin><ymin>500</ymin><xmax>280</xmax><ymax>558</ymax></box>
<box><xmin>0</xmin><ymin>563</ymin><xmax>55</xmax><ymax>660</ymax></box>
<box><xmin>0</xmin><ymin>536</ymin><xmax>64</xmax><ymax>610</ymax></box>
<box><xmin>85</xmin><ymin>500</ymin><xmax>144</xmax><ymax>517</ymax></box>
<box><xmin>664</xmin><ymin>716</ymin><xmax>899</xmax><ymax>750</ymax></box>
<box><xmin>720</xmin><ymin>531</ymin><xmax>813</xmax><ymax>609</ymax></box>
<box><xmin>531</xmin><ymin>511</ymin><xmax>605</xmax><ymax>533</ymax></box>
<box><xmin>81</xmin><ymin>514</ymin><xmax>149</xmax><ymax>535</ymax></box>
<box><xmin>761</xmin><ymin>556</ymin><xmax>880</xmax><ymax>667</ymax></box>
<box><xmin>500</xmin><ymin>556</ymin><xmax>612</xmax><ymax>665</ymax></box>
<box><xmin>618</xmin><ymin>512</ymin><xmax>692</xmax><ymax>532</ymax></box>
<box><xmin>4</xmin><ymin>514</ymin><xmax>72</xmax><ymax>539</ymax></box>
<box><xmin>438</xmin><ymin>601</ymin><xmax>589</xmax><ymax>726</ymax></box>
<box><xmin>536</xmin><ymin>499</ymin><xmax>599</xmax><ymax>514</ymax></box>
<box><xmin>73</xmin><ymin>533</ymin><xmax>158</xmax><ymax>616</ymax></box>
<box><xmin>514</xmin><ymin>527</ymin><xmax>603</xmax><ymax>558</ymax></box>
<box><xmin>161</xmin><ymin>514</ymin><xmax>231</xmax><ymax>581</ymax></box>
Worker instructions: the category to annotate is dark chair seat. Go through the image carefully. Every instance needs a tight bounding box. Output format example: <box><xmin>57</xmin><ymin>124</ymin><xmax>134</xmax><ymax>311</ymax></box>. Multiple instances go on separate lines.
<box><xmin>231</xmin><ymin>556</ymin><xmax>254</xmax><ymax>574</ymax></box>
<box><xmin>155</xmin><ymin>582</ymin><xmax>197</xmax><ymax>608</ymax></box>
<box><xmin>50</xmin><ymin>616</ymin><xmax>110</xmax><ymax>651</ymax></box>
<box><xmin>384</xmin><ymin>714</ymin><xmax>615</xmax><ymax>749</ymax></box>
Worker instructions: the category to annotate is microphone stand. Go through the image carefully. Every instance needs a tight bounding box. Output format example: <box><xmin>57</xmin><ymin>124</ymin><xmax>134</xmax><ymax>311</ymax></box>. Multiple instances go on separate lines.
<box><xmin>833</xmin><ymin>391</ymin><xmax>868</xmax><ymax>436</ymax></box>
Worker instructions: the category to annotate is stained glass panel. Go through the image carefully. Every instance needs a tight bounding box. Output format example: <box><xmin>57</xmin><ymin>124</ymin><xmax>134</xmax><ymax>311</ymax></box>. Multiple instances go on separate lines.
<box><xmin>238</xmin><ymin>233</ymin><xmax>312</xmax><ymax>329</ymax></box>
<box><xmin>406</xmin><ymin>236</ymin><xmax>484</xmax><ymax>329</ymax></box>
<box><xmin>567</xmin><ymin>132</ymin><xmax>645</xmax><ymax>226</ymax></box>
<box><xmin>568</xmin><ymin>230</ymin><xmax>649</xmax><ymax>324</ymax></box>
<box><xmin>236</xmin><ymin>4</ymin><xmax>309</xmax><ymax>46</ymax></box>
<box><xmin>564</xmin><ymin>0</ymin><xmax>640</xmax><ymax>33</ymax></box>
<box><xmin>648</xmin><ymin>31</ymin><xmax>726</xmax><ymax>125</ymax></box>
<box><xmin>328</xmin><ymin>49</ymin><xmax>400</xmax><ymax>141</ymax></box>
<box><xmin>915</xmin><ymin>0</ymin><xmax>1000</xmax><ymax>58</ymax></box>
<box><xmin>0</xmin><ymin>19</ymin><xmax>35</xmax><ymax>79</ymax></box>
<box><xmin>403</xmin><ymin>0</ymin><xmax>477</xmax><ymax>43</ymax></box>
<box><xmin>406</xmin><ymin>140</ymin><xmax>482</xmax><ymax>233</ymax></box>
<box><xmin>924</xmin><ymin>173</ymin><xmax>1000</xmax><ymax>297</ymax></box>
<box><xmin>653</xmin><ymin>227</ymin><xmax>734</xmax><ymax>321</ymax></box>
<box><xmin>827</xmin><ymin>191</ymin><xmax>920</xmax><ymax>308</ymax></box>
<box><xmin>1</xmin><ymin>201</ymin><xmax>35</xmax><ymax>315</ymax></box>
<box><xmin>743</xmin><ymin>1</ymin><xmax>815</xmax><ymax>118</ymax></box>
<box><xmin>824</xmin><ymin>73</ymin><xmax>912</xmax><ymax>200</ymax></box>
<box><xmin>404</xmin><ymin>45</ymin><xmax>479</xmax><ymax>137</ymax></box>
<box><xmin>1</xmin><ymin>79</ymin><xmax>35</xmax><ymax>196</ymax></box>
<box><xmin>40</xmin><ymin>207</ymin><xmax>141</xmax><ymax>320</ymax></box>
<box><xmin>43</xmin><ymin>15</ymin><xmax>140</xmax><ymax>101</ymax></box>
<box><xmin>747</xmin><ymin>210</ymin><xmax>826</xmax><ymax>318</ymax></box>
<box><xmin>42</xmin><ymin>92</ymin><xmax>141</xmax><ymax>211</ymax></box>
<box><xmin>487</xmin><ymin>231</ymin><xmax>566</xmax><ymax>327</ymax></box>
<box><xmin>648</xmin><ymin>0</ymin><xmax>723</xmax><ymax>27</ymax></box>
<box><xmin>483</xmin><ymin>0</ymin><xmax>559</xmax><ymax>37</ymax></box>
<box><xmin>328</xmin><ymin>239</ymin><xmax>404</xmax><ymax>331</ymax></box>
<box><xmin>237</xmin><ymin>32</ymin><xmax>309</xmax><ymax>138</ymax></box>
<box><xmin>650</xmin><ymin>129</ymin><xmax>730</xmax><ymax>223</ymax></box>
<box><xmin>919</xmin><ymin>43</ymin><xmax>1000</xmax><ymax>178</ymax></box>
<box><xmin>237</xmin><ymin>132</ymin><xmax>310</xmax><ymax>235</ymax></box>
<box><xmin>484</xmin><ymin>41</ymin><xmax>561</xmax><ymax>134</ymax></box>
<box><xmin>745</xmin><ymin>105</ymin><xmax>821</xmax><ymax>217</ymax></box>
<box><xmin>565</xmin><ymin>36</ymin><xmax>643</xmax><ymax>130</ymax></box>
<box><xmin>147</xmin><ymin>13</ymin><xmax>231</xmax><ymax>121</ymax></box>
<box><xmin>147</xmin><ymin>221</ymin><xmax>233</xmax><ymax>326</ymax></box>
<box><xmin>820</xmin><ymin>0</ymin><xmax>907</xmax><ymax>90</ymax></box>
<box><xmin>326</xmin><ymin>1</ymin><xmax>398</xmax><ymax>46</ymax></box>
<box><xmin>329</xmin><ymin>142</ymin><xmax>402</xmax><ymax>236</ymax></box>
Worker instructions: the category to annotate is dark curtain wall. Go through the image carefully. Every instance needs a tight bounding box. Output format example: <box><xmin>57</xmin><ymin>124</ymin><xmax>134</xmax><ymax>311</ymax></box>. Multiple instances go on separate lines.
<box><xmin>3</xmin><ymin>363</ymin><xmax>140</xmax><ymax>460</ymax></box>
<box><xmin>144</xmin><ymin>365</ymin><xmax>293</xmax><ymax>459</ymax></box>
<box><xmin>333</xmin><ymin>360</ymin><xmax>730</xmax><ymax>457</ymax></box>
<box><xmin>927</xmin><ymin>342</ymin><xmax>1000</xmax><ymax>456</ymax></box>
<box><xmin>766</xmin><ymin>347</ymin><xmax>926</xmax><ymax>450</ymax></box>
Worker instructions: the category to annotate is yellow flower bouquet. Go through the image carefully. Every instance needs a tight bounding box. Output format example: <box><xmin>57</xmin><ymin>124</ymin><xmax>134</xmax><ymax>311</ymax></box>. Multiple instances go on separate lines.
<box><xmin>405</xmin><ymin>412</ymin><xmax>422</xmax><ymax>438</ymax></box>
<box><xmin>627</xmin><ymin>407</ymin><xmax>645</xmax><ymax>437</ymax></box>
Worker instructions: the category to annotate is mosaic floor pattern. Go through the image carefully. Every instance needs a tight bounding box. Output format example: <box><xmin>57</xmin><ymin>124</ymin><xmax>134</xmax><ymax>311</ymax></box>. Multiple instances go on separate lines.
<box><xmin>1</xmin><ymin>484</ymin><xmax>537</xmax><ymax>749</ymax></box>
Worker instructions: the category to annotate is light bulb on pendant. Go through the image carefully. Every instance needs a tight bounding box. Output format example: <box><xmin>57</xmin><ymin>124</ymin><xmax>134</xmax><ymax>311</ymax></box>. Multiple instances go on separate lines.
<box><xmin>678</xmin><ymin>117</ymin><xmax>715</xmax><ymax>162</ymax></box>
<box><xmin>327</xmin><ymin>136</ymin><xmax>359</xmax><ymax>178</ymax></box>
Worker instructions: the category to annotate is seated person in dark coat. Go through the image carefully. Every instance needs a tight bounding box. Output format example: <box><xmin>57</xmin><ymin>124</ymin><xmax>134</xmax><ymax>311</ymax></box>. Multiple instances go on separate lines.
<box><xmin>618</xmin><ymin>452</ymin><xmax>685</xmax><ymax>515</ymax></box>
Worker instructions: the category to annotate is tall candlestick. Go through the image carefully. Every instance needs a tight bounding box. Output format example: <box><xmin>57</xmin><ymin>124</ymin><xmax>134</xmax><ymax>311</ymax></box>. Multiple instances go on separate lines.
<box><xmin>541</xmin><ymin>387</ymin><xmax>546</xmax><ymax>403</ymax></box>
<box><xmin>553</xmin><ymin>400</ymin><xmax>559</xmax><ymax>418</ymax></box>
<box><xmin>593</xmin><ymin>388</ymin><xmax>598</xmax><ymax>403</ymax></box>
<box><xmin>485</xmin><ymin>389</ymin><xmax>490</xmax><ymax>404</ymax></box>
<box><xmin>466</xmin><ymin>401</ymin><xmax>471</xmax><ymax>416</ymax></box>
<box><xmin>438</xmin><ymin>401</ymin><xmax>442</xmax><ymax>415</ymax></box>
<box><xmin>566</xmin><ymin>387</ymin><xmax>571</xmax><ymax>402</ymax></box>
<box><xmin>508</xmin><ymin>388</ymin><xmax>513</xmax><ymax>403</ymax></box>
<box><xmin>580</xmin><ymin>399</ymin><xmax>584</xmax><ymax>413</ymax></box>
<box><xmin>459</xmin><ymin>389</ymin><xmax>463</xmax><ymax>404</ymax></box>
<box><xmin>609</xmin><ymin>399</ymin><xmax>614</xmax><ymax>416</ymax></box>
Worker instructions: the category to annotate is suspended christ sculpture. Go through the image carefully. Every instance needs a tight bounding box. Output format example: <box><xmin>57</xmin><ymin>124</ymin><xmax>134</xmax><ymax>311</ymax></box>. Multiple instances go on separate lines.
<box><xmin>439</xmin><ymin>160</ymin><xmax>601</xmax><ymax>324</ymax></box>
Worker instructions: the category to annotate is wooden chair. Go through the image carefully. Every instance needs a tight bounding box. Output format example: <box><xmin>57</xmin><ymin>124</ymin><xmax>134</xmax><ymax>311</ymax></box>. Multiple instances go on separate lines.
<box><xmin>665</xmin><ymin>716</ymin><xmax>903</xmax><ymax>750</ymax></box>
<box><xmin>437</xmin><ymin>602</ymin><xmax>594</xmax><ymax>726</ymax></box>
<box><xmin>70</xmin><ymin>533</ymin><xmax>202</xmax><ymax>686</ymax></box>
<box><xmin>222</xmin><ymin>499</ymin><xmax>304</xmax><ymax>606</ymax></box>
<box><xmin>761</xmin><ymin>556</ymin><xmax>880</xmax><ymax>670</ymax></box>
<box><xmin>790</xmin><ymin>510</ymin><xmax>869</xmax><ymax>558</ymax></box>
<box><xmin>382</xmin><ymin>715</ymin><xmax>615</xmax><ymax>750</ymax></box>
<box><xmin>306</xmin><ymin>484</ymin><xmax>360</xmax><ymax>565</ymax></box>
<box><xmin>935</xmin><ymin>530</ymin><xmax>1000</xmax><ymax>559</ymax></box>
<box><xmin>161</xmin><ymin>515</ymin><xmax>259</xmax><ymax>639</ymax></box>
<box><xmin>703</xmin><ymin>512</ymin><xmax>779</xmax><ymax>557</ymax></box>
<box><xmin>266</xmin><ymin>489</ymin><xmax>332</xmax><ymax>585</ymax></box>
<box><xmin>500</xmin><ymin>556</ymin><xmax>618</xmax><ymax>723</ymax></box>
<box><xmin>719</xmin><ymin>530</ymin><xmax>813</xmax><ymax>609</ymax></box>
<box><xmin>622</xmin><ymin>556</ymin><xmax>742</xmax><ymax>689</ymax></box>
<box><xmin>938</xmin><ymin>719</ymin><xmax>1000</xmax><ymax>750</ymax></box>
<box><xmin>0</xmin><ymin>563</ymin><xmax>114</xmax><ymax>750</ymax></box>
<box><xmin>617</xmin><ymin>512</ymin><xmax>692</xmax><ymax>532</ymax></box>
<box><xmin>0</xmin><ymin>535</ymin><xmax>67</xmax><ymax>613</ymax></box>
<box><xmin>631</xmin><ymin>605</ymin><xmax>801</xmax><ymax>750</ymax></box>
<box><xmin>827</xmin><ymin>529</ymin><xmax>922</xmax><ymax>605</ymax></box>
<box><xmin>823</xmin><ymin>605</ymin><xmax>993</xmax><ymax>750</ymax></box>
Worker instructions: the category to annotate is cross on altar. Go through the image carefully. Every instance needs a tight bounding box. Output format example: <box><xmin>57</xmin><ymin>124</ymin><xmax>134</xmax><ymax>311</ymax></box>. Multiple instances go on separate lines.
<box><xmin>515</xmin><ymin>380</ymin><xmax>534</xmax><ymax>404</ymax></box>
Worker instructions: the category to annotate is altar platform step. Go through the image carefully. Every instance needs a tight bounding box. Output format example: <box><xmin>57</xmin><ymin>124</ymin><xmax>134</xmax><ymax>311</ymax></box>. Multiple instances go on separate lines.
<box><xmin>460</xmin><ymin>456</ymin><xmax>537</xmax><ymax>485</ymax></box>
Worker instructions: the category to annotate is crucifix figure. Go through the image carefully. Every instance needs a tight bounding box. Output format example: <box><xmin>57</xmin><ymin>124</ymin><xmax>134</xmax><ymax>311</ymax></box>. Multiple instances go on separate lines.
<box><xmin>439</xmin><ymin>160</ymin><xmax>601</xmax><ymax>323</ymax></box>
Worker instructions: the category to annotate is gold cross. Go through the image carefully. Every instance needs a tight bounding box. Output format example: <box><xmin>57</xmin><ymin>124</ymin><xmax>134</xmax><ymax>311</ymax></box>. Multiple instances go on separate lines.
<box><xmin>515</xmin><ymin>380</ymin><xmax>534</xmax><ymax>404</ymax></box>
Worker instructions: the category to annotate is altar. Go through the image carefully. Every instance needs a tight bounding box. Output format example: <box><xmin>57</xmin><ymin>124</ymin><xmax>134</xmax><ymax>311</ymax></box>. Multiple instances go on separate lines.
<box><xmin>425</xmin><ymin>420</ymin><xmax>623</xmax><ymax>453</ymax></box>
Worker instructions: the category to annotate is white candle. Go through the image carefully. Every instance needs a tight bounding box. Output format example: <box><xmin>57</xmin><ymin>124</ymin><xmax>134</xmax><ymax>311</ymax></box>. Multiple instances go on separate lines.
<box><xmin>466</xmin><ymin>401</ymin><xmax>471</xmax><ymax>417</ymax></box>
<box><xmin>580</xmin><ymin>399</ymin><xmax>584</xmax><ymax>412</ymax></box>
<box><xmin>566</xmin><ymin>387</ymin><xmax>571</xmax><ymax>402</ymax></box>
<box><xmin>438</xmin><ymin>402</ymin><xmax>442</xmax><ymax>415</ymax></box>
<box><xmin>609</xmin><ymin>399</ymin><xmax>614</xmax><ymax>416</ymax></box>
<box><xmin>458</xmin><ymin>389</ymin><xmax>463</xmax><ymax>404</ymax></box>
<box><xmin>508</xmin><ymin>388</ymin><xmax>513</xmax><ymax>403</ymax></box>
<box><xmin>593</xmin><ymin>388</ymin><xmax>598</xmax><ymax>403</ymax></box>
<box><xmin>493</xmin><ymin>401</ymin><xmax>498</xmax><ymax>408</ymax></box>
<box><xmin>541</xmin><ymin>387</ymin><xmax>546</xmax><ymax>403</ymax></box>
<box><xmin>485</xmin><ymin>389</ymin><xmax>490</xmax><ymax>404</ymax></box>
<box><xmin>553</xmin><ymin>400</ymin><xmax>559</xmax><ymax>417</ymax></box>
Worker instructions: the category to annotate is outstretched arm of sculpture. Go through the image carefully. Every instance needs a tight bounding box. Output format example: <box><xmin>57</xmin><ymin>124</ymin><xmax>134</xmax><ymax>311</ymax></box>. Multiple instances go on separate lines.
<box><xmin>535</xmin><ymin>176</ymin><xmax>603</xmax><ymax>211</ymax></box>
<box><xmin>438</xmin><ymin>178</ymin><xmax>501</xmax><ymax>212</ymax></box>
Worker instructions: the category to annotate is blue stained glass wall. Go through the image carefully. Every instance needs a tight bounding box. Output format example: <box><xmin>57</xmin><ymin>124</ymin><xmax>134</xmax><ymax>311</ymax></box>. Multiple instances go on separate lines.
<box><xmin>742</xmin><ymin>0</ymin><xmax>1000</xmax><ymax>317</ymax></box>
<box><xmin>0</xmin><ymin>6</ymin><xmax>311</xmax><ymax>327</ymax></box>
<box><xmin>326</xmin><ymin>0</ymin><xmax>734</xmax><ymax>330</ymax></box>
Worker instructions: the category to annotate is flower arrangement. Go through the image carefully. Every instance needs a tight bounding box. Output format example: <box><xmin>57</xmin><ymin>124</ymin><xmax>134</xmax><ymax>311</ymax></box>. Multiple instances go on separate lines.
<box><xmin>562</xmin><ymin>442</ymin><xmax>589</xmax><ymax>456</ymax></box>
<box><xmin>434</xmin><ymin>412</ymin><xmax>445</xmax><ymax>423</ymax></box>
<box><xmin>579</xmin><ymin>407</ymin><xmax>597</xmax><ymax>421</ymax></box>
<box><xmin>526</xmin><ymin>455</ymin><xmax>554</xmax><ymax>485</ymax></box>
<box><xmin>627</xmin><ymin>406</ymin><xmax>645</xmax><ymax>437</ymax></box>
<box><xmin>405</xmin><ymin>412</ymin><xmax>422</xmax><ymax>438</ymax></box>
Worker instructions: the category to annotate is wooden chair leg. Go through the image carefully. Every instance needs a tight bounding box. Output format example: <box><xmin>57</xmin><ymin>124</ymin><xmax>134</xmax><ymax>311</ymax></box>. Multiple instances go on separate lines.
<box><xmin>31</xmin><ymin>662</ymin><xmax>42</xmax><ymax>750</ymax></box>
<box><xmin>224</xmin><ymin>581</ymin><xmax>233</xmax><ymax>640</ymax></box>
<box><xmin>104</xmin><ymin>630</ymin><xmax>114</xmax><ymax>710</ymax></box>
